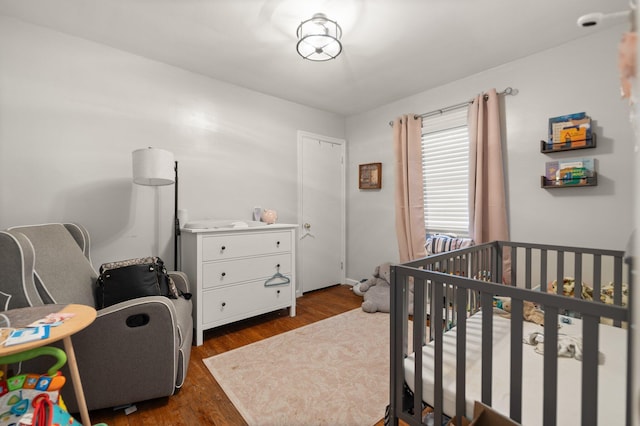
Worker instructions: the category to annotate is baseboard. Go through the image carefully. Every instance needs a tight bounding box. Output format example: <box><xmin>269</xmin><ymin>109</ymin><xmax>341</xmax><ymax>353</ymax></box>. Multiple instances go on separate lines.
<box><xmin>345</xmin><ymin>278</ymin><xmax>360</xmax><ymax>287</ymax></box>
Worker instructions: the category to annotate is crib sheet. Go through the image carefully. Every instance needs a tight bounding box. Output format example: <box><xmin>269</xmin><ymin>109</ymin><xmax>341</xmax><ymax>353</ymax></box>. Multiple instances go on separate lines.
<box><xmin>403</xmin><ymin>311</ymin><xmax>627</xmax><ymax>425</ymax></box>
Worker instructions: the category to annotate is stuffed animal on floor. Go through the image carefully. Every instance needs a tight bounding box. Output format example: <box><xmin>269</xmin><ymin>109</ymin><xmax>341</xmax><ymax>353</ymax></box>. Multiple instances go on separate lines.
<box><xmin>353</xmin><ymin>262</ymin><xmax>415</xmax><ymax>314</ymax></box>
<box><xmin>350</xmin><ymin>262</ymin><xmax>390</xmax><ymax>313</ymax></box>
<box><xmin>358</xmin><ymin>262</ymin><xmax>392</xmax><ymax>313</ymax></box>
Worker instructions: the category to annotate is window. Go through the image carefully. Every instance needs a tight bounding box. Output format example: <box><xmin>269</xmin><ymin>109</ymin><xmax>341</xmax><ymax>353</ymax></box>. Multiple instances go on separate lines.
<box><xmin>421</xmin><ymin>107</ymin><xmax>470</xmax><ymax>237</ymax></box>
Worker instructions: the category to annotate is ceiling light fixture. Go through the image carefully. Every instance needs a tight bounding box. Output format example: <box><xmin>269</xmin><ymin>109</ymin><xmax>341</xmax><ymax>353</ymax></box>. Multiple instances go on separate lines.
<box><xmin>296</xmin><ymin>13</ymin><xmax>342</xmax><ymax>61</ymax></box>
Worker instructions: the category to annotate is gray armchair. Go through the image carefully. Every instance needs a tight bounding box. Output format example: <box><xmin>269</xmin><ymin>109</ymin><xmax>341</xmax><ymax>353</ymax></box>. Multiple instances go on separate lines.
<box><xmin>0</xmin><ymin>223</ymin><xmax>193</xmax><ymax>412</ymax></box>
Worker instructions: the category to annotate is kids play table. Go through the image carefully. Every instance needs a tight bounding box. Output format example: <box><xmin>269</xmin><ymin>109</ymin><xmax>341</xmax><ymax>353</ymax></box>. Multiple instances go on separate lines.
<box><xmin>0</xmin><ymin>304</ymin><xmax>96</xmax><ymax>426</ymax></box>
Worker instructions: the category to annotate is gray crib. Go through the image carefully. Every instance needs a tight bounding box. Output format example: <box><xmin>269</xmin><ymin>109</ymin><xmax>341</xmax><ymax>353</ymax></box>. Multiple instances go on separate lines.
<box><xmin>389</xmin><ymin>241</ymin><xmax>631</xmax><ymax>426</ymax></box>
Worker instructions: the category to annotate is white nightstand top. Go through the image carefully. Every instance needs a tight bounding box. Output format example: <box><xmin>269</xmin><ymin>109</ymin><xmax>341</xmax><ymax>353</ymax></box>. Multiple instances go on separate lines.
<box><xmin>182</xmin><ymin>220</ymin><xmax>297</xmax><ymax>234</ymax></box>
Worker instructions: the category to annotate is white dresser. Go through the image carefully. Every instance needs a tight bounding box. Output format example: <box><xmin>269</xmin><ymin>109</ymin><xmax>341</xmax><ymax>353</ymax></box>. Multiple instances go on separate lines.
<box><xmin>181</xmin><ymin>223</ymin><xmax>297</xmax><ymax>346</ymax></box>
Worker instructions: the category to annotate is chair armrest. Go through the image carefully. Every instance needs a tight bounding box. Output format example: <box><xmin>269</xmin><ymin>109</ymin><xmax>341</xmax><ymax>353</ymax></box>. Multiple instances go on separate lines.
<box><xmin>64</xmin><ymin>297</ymin><xmax>181</xmax><ymax>412</ymax></box>
<box><xmin>169</xmin><ymin>271</ymin><xmax>190</xmax><ymax>294</ymax></box>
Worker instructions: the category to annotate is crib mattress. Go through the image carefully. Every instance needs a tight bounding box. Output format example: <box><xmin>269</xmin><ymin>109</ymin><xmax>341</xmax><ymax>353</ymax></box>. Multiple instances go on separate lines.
<box><xmin>403</xmin><ymin>311</ymin><xmax>627</xmax><ymax>425</ymax></box>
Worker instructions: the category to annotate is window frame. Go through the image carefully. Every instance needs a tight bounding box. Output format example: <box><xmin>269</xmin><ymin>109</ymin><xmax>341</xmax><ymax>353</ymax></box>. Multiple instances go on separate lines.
<box><xmin>421</xmin><ymin>107</ymin><xmax>470</xmax><ymax>237</ymax></box>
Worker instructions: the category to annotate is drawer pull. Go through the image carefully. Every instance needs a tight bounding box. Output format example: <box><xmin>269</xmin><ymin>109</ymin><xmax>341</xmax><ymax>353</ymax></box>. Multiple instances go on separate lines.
<box><xmin>221</xmin><ymin>272</ymin><xmax>226</xmax><ymax>277</ymax></box>
<box><xmin>276</xmin><ymin>264</ymin><xmax>281</xmax><ymax>268</ymax></box>
<box><xmin>221</xmin><ymin>302</ymin><xmax>226</xmax><ymax>307</ymax></box>
<box><xmin>221</xmin><ymin>245</ymin><xmax>226</xmax><ymax>251</ymax></box>
<box><xmin>276</xmin><ymin>241</ymin><xmax>280</xmax><ymax>247</ymax></box>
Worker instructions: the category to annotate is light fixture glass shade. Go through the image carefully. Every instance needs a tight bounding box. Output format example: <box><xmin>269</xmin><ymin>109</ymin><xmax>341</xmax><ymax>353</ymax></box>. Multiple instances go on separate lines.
<box><xmin>132</xmin><ymin>147</ymin><xmax>175</xmax><ymax>186</ymax></box>
<box><xmin>296</xmin><ymin>13</ymin><xmax>342</xmax><ymax>61</ymax></box>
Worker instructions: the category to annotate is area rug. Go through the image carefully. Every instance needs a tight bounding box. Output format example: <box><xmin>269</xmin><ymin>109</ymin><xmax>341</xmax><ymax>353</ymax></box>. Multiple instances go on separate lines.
<box><xmin>203</xmin><ymin>308</ymin><xmax>390</xmax><ymax>426</ymax></box>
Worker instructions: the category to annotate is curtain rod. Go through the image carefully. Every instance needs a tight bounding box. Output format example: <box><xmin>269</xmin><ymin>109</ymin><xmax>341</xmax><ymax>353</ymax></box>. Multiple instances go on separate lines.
<box><xmin>388</xmin><ymin>87</ymin><xmax>516</xmax><ymax>126</ymax></box>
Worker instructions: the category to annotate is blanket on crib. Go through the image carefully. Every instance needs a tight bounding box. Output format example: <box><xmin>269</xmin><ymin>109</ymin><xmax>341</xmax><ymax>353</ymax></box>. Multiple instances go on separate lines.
<box><xmin>404</xmin><ymin>310</ymin><xmax>627</xmax><ymax>425</ymax></box>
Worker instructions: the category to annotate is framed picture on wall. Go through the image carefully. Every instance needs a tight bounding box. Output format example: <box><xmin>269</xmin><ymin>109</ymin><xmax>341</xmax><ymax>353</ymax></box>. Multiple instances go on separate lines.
<box><xmin>359</xmin><ymin>163</ymin><xmax>382</xmax><ymax>189</ymax></box>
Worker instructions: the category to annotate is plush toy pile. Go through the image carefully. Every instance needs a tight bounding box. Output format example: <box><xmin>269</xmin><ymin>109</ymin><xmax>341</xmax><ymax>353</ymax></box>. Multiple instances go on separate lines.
<box><xmin>548</xmin><ymin>277</ymin><xmax>629</xmax><ymax>306</ymax></box>
<box><xmin>492</xmin><ymin>296</ymin><xmax>545</xmax><ymax>325</ymax></box>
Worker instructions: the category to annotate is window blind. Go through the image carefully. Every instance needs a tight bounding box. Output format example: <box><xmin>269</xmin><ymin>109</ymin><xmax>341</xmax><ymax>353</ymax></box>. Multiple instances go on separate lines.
<box><xmin>421</xmin><ymin>107</ymin><xmax>470</xmax><ymax>236</ymax></box>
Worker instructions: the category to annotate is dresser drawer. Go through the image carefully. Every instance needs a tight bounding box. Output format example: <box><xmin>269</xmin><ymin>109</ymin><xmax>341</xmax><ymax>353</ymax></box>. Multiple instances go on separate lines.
<box><xmin>202</xmin><ymin>279</ymin><xmax>292</xmax><ymax>325</ymax></box>
<box><xmin>202</xmin><ymin>254</ymin><xmax>291</xmax><ymax>289</ymax></box>
<box><xmin>202</xmin><ymin>231</ymin><xmax>291</xmax><ymax>261</ymax></box>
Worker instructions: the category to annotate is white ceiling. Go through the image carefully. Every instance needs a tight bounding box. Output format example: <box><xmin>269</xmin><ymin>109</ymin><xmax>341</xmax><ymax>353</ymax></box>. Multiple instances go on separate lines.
<box><xmin>0</xmin><ymin>0</ymin><xmax>632</xmax><ymax>115</ymax></box>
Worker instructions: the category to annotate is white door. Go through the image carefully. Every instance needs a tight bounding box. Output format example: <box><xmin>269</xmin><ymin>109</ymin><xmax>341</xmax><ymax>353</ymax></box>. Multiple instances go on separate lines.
<box><xmin>298</xmin><ymin>132</ymin><xmax>345</xmax><ymax>294</ymax></box>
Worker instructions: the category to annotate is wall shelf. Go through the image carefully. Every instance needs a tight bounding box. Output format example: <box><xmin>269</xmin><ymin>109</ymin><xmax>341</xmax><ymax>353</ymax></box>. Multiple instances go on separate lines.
<box><xmin>540</xmin><ymin>133</ymin><xmax>597</xmax><ymax>153</ymax></box>
<box><xmin>541</xmin><ymin>173</ymin><xmax>597</xmax><ymax>189</ymax></box>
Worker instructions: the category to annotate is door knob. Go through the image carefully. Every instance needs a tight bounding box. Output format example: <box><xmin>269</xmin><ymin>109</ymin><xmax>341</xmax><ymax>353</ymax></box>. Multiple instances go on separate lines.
<box><xmin>300</xmin><ymin>222</ymin><xmax>315</xmax><ymax>240</ymax></box>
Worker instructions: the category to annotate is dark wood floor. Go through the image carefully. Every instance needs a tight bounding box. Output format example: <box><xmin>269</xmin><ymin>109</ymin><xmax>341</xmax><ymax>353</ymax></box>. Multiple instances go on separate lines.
<box><xmin>88</xmin><ymin>284</ymin><xmax>367</xmax><ymax>426</ymax></box>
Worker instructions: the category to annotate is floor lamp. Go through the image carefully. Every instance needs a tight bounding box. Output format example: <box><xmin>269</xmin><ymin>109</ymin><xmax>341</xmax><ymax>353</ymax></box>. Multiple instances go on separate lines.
<box><xmin>132</xmin><ymin>147</ymin><xmax>180</xmax><ymax>270</ymax></box>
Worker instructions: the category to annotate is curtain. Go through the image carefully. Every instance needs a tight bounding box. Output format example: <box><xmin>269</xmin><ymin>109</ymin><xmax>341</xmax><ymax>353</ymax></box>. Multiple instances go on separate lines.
<box><xmin>618</xmin><ymin>31</ymin><xmax>636</xmax><ymax>100</ymax></box>
<box><xmin>393</xmin><ymin>114</ymin><xmax>427</xmax><ymax>263</ymax></box>
<box><xmin>468</xmin><ymin>89</ymin><xmax>511</xmax><ymax>282</ymax></box>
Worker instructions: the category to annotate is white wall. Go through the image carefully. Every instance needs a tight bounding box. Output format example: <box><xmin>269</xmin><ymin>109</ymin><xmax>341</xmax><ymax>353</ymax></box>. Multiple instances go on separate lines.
<box><xmin>0</xmin><ymin>16</ymin><xmax>345</xmax><ymax>269</ymax></box>
<box><xmin>345</xmin><ymin>25</ymin><xmax>635</xmax><ymax>280</ymax></box>
<box><xmin>0</xmin><ymin>16</ymin><xmax>634</xmax><ymax>290</ymax></box>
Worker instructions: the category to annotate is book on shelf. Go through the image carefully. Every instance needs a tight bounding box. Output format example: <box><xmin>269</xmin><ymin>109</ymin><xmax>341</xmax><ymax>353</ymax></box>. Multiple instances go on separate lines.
<box><xmin>545</xmin><ymin>161</ymin><xmax>560</xmax><ymax>182</ymax></box>
<box><xmin>547</xmin><ymin>112</ymin><xmax>592</xmax><ymax>150</ymax></box>
<box><xmin>544</xmin><ymin>158</ymin><xmax>595</xmax><ymax>186</ymax></box>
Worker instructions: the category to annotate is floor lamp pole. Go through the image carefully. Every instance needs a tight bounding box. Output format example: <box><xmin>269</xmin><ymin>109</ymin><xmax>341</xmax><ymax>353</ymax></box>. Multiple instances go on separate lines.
<box><xmin>174</xmin><ymin>160</ymin><xmax>180</xmax><ymax>271</ymax></box>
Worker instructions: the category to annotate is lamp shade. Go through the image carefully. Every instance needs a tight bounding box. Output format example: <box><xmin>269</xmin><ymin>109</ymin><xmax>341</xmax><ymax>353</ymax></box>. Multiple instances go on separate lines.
<box><xmin>132</xmin><ymin>147</ymin><xmax>175</xmax><ymax>186</ymax></box>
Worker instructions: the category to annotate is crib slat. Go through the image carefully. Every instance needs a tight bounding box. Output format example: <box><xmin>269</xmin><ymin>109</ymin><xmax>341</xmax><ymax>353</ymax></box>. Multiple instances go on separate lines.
<box><xmin>471</xmin><ymin>250</ymin><xmax>482</xmax><ymax>282</ymax></box>
<box><xmin>510</xmin><ymin>245</ymin><xmax>517</xmax><ymax>285</ymax></box>
<box><xmin>614</xmin><ymin>256</ymin><xmax>623</xmax><ymax>327</ymax></box>
<box><xmin>582</xmin><ymin>314</ymin><xmax>599</xmax><ymax>423</ymax></box>
<box><xmin>575</xmin><ymin>253</ymin><xmax>584</xmax><ymax>320</ymax></box>
<box><xmin>593</xmin><ymin>254</ymin><xmax>602</xmax><ymax>298</ymax></box>
<box><xmin>495</xmin><ymin>244</ymin><xmax>502</xmax><ymax>284</ymax></box>
<box><xmin>626</xmin><ymin>255</ymin><xmax>633</xmax><ymax>426</ymax></box>
<box><xmin>461</xmin><ymin>253</ymin><xmax>468</xmax><ymax>277</ymax></box>
<box><xmin>481</xmin><ymin>291</ymin><xmax>493</xmax><ymax>405</ymax></box>
<box><xmin>525</xmin><ymin>247</ymin><xmax>532</xmax><ymax>289</ymax></box>
<box><xmin>429</xmin><ymin>277</ymin><xmax>436</xmax><ymax>343</ymax></box>
<box><xmin>413</xmin><ymin>277</ymin><xmax>426</xmax><ymax>425</ymax></box>
<box><xmin>389</xmin><ymin>267</ymin><xmax>405</xmax><ymax>426</ymax></box>
<box><xmin>482</xmin><ymin>247</ymin><xmax>488</xmax><ymax>278</ymax></box>
<box><xmin>543</xmin><ymin>307</ymin><xmax>559</xmax><ymax>426</ymax></box>
<box><xmin>509</xmin><ymin>299</ymin><xmax>524</xmax><ymax>423</ymax></box>
<box><xmin>556</xmin><ymin>250</ymin><xmax>565</xmax><ymax>295</ymax></box>
<box><xmin>575</xmin><ymin>253</ymin><xmax>583</xmax><ymax>300</ymax></box>
<box><xmin>433</xmin><ymin>280</ymin><xmax>444</xmax><ymax>423</ymax></box>
<box><xmin>455</xmin><ymin>289</ymin><xmax>467</xmax><ymax>422</ymax></box>
<box><xmin>446</xmin><ymin>281</ymin><xmax>453</xmax><ymax>330</ymax></box>
<box><xmin>541</xmin><ymin>249</ymin><xmax>548</xmax><ymax>292</ymax></box>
